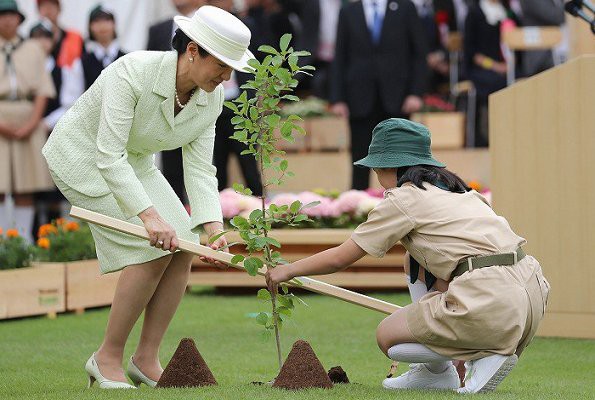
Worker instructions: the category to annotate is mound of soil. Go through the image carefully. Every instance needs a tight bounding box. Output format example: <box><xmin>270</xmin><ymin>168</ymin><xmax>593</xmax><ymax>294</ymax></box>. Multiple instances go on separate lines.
<box><xmin>328</xmin><ymin>366</ymin><xmax>349</xmax><ymax>384</ymax></box>
<box><xmin>156</xmin><ymin>338</ymin><xmax>217</xmax><ymax>388</ymax></box>
<box><xmin>272</xmin><ymin>340</ymin><xmax>333</xmax><ymax>390</ymax></box>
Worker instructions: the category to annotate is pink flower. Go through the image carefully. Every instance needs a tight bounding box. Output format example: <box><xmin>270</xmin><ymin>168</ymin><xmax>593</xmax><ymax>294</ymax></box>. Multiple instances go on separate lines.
<box><xmin>365</xmin><ymin>188</ymin><xmax>385</xmax><ymax>198</ymax></box>
<box><xmin>356</xmin><ymin>196</ymin><xmax>382</xmax><ymax>217</ymax></box>
<box><xmin>334</xmin><ymin>190</ymin><xmax>370</xmax><ymax>214</ymax></box>
<box><xmin>269</xmin><ymin>193</ymin><xmax>300</xmax><ymax>207</ymax></box>
<box><xmin>296</xmin><ymin>192</ymin><xmax>329</xmax><ymax>217</ymax></box>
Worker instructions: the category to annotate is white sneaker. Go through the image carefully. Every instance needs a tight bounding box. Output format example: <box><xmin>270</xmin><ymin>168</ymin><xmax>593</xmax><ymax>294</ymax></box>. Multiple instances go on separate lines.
<box><xmin>382</xmin><ymin>363</ymin><xmax>460</xmax><ymax>390</ymax></box>
<box><xmin>457</xmin><ymin>354</ymin><xmax>518</xmax><ymax>394</ymax></box>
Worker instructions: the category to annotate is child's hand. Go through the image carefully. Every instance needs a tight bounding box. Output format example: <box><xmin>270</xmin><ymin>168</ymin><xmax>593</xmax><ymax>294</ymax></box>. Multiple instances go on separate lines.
<box><xmin>265</xmin><ymin>265</ymin><xmax>293</xmax><ymax>292</ymax></box>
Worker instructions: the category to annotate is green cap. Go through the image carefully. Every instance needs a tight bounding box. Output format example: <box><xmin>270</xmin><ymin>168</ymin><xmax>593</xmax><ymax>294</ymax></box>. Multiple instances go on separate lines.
<box><xmin>354</xmin><ymin>118</ymin><xmax>446</xmax><ymax>169</ymax></box>
<box><xmin>0</xmin><ymin>0</ymin><xmax>25</xmax><ymax>23</ymax></box>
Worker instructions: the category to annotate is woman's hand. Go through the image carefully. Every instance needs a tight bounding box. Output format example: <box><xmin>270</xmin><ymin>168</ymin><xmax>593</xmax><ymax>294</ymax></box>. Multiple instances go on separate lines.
<box><xmin>12</xmin><ymin>122</ymin><xmax>37</xmax><ymax>140</ymax></box>
<box><xmin>200</xmin><ymin>221</ymin><xmax>228</xmax><ymax>269</ymax></box>
<box><xmin>401</xmin><ymin>95</ymin><xmax>423</xmax><ymax>115</ymax></box>
<box><xmin>265</xmin><ymin>265</ymin><xmax>294</xmax><ymax>293</ymax></box>
<box><xmin>0</xmin><ymin>123</ymin><xmax>15</xmax><ymax>139</ymax></box>
<box><xmin>138</xmin><ymin>206</ymin><xmax>178</xmax><ymax>252</ymax></box>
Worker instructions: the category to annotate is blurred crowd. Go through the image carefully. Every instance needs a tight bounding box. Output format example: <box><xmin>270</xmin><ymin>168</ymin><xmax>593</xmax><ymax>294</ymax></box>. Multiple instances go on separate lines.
<box><xmin>0</xmin><ymin>0</ymin><xmax>567</xmax><ymax>242</ymax></box>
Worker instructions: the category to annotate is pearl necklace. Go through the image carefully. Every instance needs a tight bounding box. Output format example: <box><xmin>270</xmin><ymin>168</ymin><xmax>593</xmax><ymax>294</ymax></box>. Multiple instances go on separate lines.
<box><xmin>175</xmin><ymin>88</ymin><xmax>195</xmax><ymax>109</ymax></box>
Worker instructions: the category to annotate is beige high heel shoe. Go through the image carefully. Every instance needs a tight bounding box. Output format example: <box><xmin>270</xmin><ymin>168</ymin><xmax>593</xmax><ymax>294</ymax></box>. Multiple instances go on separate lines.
<box><xmin>126</xmin><ymin>356</ymin><xmax>158</xmax><ymax>388</ymax></box>
<box><xmin>85</xmin><ymin>353</ymin><xmax>137</xmax><ymax>389</ymax></box>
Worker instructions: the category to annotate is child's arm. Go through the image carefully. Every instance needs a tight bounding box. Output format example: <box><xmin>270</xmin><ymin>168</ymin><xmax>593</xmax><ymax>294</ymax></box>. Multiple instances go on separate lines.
<box><xmin>265</xmin><ymin>239</ymin><xmax>367</xmax><ymax>290</ymax></box>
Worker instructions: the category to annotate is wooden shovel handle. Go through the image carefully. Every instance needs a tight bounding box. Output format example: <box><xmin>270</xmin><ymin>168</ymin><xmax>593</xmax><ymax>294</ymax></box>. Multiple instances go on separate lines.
<box><xmin>70</xmin><ymin>206</ymin><xmax>401</xmax><ymax>314</ymax></box>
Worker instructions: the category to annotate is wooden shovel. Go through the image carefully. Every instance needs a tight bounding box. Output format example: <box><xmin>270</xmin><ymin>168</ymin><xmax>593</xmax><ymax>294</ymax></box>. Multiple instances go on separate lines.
<box><xmin>70</xmin><ymin>206</ymin><xmax>401</xmax><ymax>315</ymax></box>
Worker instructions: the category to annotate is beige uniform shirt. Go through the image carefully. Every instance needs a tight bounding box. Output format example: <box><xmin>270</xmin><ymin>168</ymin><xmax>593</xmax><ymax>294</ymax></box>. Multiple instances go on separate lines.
<box><xmin>0</xmin><ymin>36</ymin><xmax>56</xmax><ymax>192</ymax></box>
<box><xmin>351</xmin><ymin>182</ymin><xmax>526</xmax><ymax>281</ymax></box>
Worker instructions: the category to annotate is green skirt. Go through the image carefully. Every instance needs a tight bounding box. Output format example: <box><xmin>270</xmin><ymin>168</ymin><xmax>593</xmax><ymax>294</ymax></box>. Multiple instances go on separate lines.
<box><xmin>51</xmin><ymin>169</ymin><xmax>200</xmax><ymax>274</ymax></box>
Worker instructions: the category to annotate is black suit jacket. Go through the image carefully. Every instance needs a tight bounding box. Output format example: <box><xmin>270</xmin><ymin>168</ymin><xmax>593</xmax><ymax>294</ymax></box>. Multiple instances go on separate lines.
<box><xmin>298</xmin><ymin>0</ymin><xmax>320</xmax><ymax>64</ymax></box>
<box><xmin>147</xmin><ymin>19</ymin><xmax>174</xmax><ymax>51</ymax></box>
<box><xmin>329</xmin><ymin>0</ymin><xmax>428</xmax><ymax>118</ymax></box>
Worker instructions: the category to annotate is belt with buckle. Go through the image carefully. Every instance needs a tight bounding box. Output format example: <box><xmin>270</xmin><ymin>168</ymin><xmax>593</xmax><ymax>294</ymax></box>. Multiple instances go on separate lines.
<box><xmin>451</xmin><ymin>247</ymin><xmax>526</xmax><ymax>279</ymax></box>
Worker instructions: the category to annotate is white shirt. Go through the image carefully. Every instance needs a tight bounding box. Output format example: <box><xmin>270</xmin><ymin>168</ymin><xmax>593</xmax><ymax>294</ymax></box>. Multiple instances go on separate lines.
<box><xmin>43</xmin><ymin>58</ymin><xmax>85</xmax><ymax>129</ymax></box>
<box><xmin>318</xmin><ymin>0</ymin><xmax>342</xmax><ymax>61</ymax></box>
<box><xmin>362</xmin><ymin>0</ymin><xmax>388</xmax><ymax>31</ymax></box>
<box><xmin>85</xmin><ymin>41</ymin><xmax>121</xmax><ymax>68</ymax></box>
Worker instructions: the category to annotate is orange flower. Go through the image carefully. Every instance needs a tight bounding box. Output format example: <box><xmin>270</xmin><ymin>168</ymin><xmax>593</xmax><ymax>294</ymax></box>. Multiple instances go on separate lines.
<box><xmin>64</xmin><ymin>221</ymin><xmax>80</xmax><ymax>232</ymax></box>
<box><xmin>55</xmin><ymin>218</ymin><xmax>66</xmax><ymax>226</ymax></box>
<box><xmin>468</xmin><ymin>180</ymin><xmax>482</xmax><ymax>192</ymax></box>
<box><xmin>6</xmin><ymin>229</ymin><xmax>19</xmax><ymax>238</ymax></box>
<box><xmin>38</xmin><ymin>224</ymin><xmax>58</xmax><ymax>238</ymax></box>
<box><xmin>0</xmin><ymin>227</ymin><xmax>3</xmax><ymax>235</ymax></box>
<box><xmin>37</xmin><ymin>237</ymin><xmax>51</xmax><ymax>249</ymax></box>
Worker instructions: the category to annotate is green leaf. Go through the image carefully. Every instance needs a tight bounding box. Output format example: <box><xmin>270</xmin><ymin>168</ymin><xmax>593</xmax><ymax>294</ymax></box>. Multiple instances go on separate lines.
<box><xmin>280</xmin><ymin>33</ymin><xmax>292</xmax><ymax>52</ymax></box>
<box><xmin>279</xmin><ymin>160</ymin><xmax>288</xmax><ymax>171</ymax></box>
<box><xmin>207</xmin><ymin>230</ymin><xmax>227</xmax><ymax>245</ymax></box>
<box><xmin>231</xmin><ymin>216</ymin><xmax>249</xmax><ymax>229</ymax></box>
<box><xmin>266</xmin><ymin>114</ymin><xmax>281</xmax><ymax>128</ymax></box>
<box><xmin>224</xmin><ymin>101</ymin><xmax>238</xmax><ymax>113</ymax></box>
<box><xmin>249</xmin><ymin>209</ymin><xmax>263</xmax><ymax>222</ymax></box>
<box><xmin>249</xmin><ymin>107</ymin><xmax>259</xmax><ymax>121</ymax></box>
<box><xmin>290</xmin><ymin>200</ymin><xmax>302</xmax><ymax>214</ymax></box>
<box><xmin>301</xmin><ymin>201</ymin><xmax>321</xmax><ymax>210</ymax></box>
<box><xmin>278</xmin><ymin>295</ymin><xmax>294</xmax><ymax>309</ymax></box>
<box><xmin>263</xmin><ymin>237</ymin><xmax>281</xmax><ymax>248</ymax></box>
<box><xmin>258</xmin><ymin>45</ymin><xmax>278</xmax><ymax>55</ymax></box>
<box><xmin>244</xmin><ymin>257</ymin><xmax>264</xmax><ymax>276</ymax></box>
<box><xmin>230</xmin><ymin>254</ymin><xmax>245</xmax><ymax>265</ymax></box>
<box><xmin>282</xmin><ymin>95</ymin><xmax>300</xmax><ymax>102</ymax></box>
<box><xmin>256</xmin><ymin>312</ymin><xmax>269</xmax><ymax>325</ymax></box>
<box><xmin>277</xmin><ymin>306</ymin><xmax>292</xmax><ymax>317</ymax></box>
<box><xmin>280</xmin><ymin>283</ymin><xmax>289</xmax><ymax>294</ymax></box>
<box><xmin>247</xmin><ymin>58</ymin><xmax>261</xmax><ymax>69</ymax></box>
<box><xmin>293</xmin><ymin>214</ymin><xmax>309</xmax><ymax>223</ymax></box>
<box><xmin>292</xmin><ymin>51</ymin><xmax>311</xmax><ymax>57</ymax></box>
<box><xmin>257</xmin><ymin>288</ymin><xmax>271</xmax><ymax>301</ymax></box>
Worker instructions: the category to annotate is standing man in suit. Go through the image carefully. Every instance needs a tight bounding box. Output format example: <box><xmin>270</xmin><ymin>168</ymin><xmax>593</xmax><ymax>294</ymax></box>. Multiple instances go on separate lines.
<box><xmin>147</xmin><ymin>0</ymin><xmax>206</xmax><ymax>205</ymax></box>
<box><xmin>298</xmin><ymin>0</ymin><xmax>342</xmax><ymax>99</ymax></box>
<box><xmin>330</xmin><ymin>0</ymin><xmax>428</xmax><ymax>190</ymax></box>
<box><xmin>518</xmin><ymin>0</ymin><xmax>565</xmax><ymax>77</ymax></box>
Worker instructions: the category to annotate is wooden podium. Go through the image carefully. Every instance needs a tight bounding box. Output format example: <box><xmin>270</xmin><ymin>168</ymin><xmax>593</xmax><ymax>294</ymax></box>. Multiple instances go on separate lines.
<box><xmin>489</xmin><ymin>55</ymin><xmax>595</xmax><ymax>339</ymax></box>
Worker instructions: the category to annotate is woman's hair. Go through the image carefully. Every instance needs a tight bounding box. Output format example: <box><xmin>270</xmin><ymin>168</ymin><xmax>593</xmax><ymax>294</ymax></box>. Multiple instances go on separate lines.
<box><xmin>397</xmin><ymin>165</ymin><xmax>471</xmax><ymax>193</ymax></box>
<box><xmin>172</xmin><ymin>29</ymin><xmax>209</xmax><ymax>57</ymax></box>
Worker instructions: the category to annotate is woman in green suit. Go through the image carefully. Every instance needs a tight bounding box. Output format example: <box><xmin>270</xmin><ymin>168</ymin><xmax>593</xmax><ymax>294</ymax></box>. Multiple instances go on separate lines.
<box><xmin>43</xmin><ymin>6</ymin><xmax>254</xmax><ymax>389</ymax></box>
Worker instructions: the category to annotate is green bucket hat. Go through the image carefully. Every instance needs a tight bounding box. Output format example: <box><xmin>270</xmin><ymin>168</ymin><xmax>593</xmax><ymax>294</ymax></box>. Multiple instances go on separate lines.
<box><xmin>0</xmin><ymin>0</ymin><xmax>25</xmax><ymax>23</ymax></box>
<box><xmin>354</xmin><ymin>118</ymin><xmax>446</xmax><ymax>169</ymax></box>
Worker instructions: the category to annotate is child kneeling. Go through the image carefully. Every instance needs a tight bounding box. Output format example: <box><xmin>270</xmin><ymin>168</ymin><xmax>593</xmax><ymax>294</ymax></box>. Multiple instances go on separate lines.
<box><xmin>266</xmin><ymin>119</ymin><xmax>550</xmax><ymax>393</ymax></box>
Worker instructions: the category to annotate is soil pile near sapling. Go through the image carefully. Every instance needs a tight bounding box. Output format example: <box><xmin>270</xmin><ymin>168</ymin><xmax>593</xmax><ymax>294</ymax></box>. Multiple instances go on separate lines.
<box><xmin>328</xmin><ymin>366</ymin><xmax>349</xmax><ymax>383</ymax></box>
<box><xmin>156</xmin><ymin>338</ymin><xmax>217</xmax><ymax>388</ymax></box>
<box><xmin>272</xmin><ymin>340</ymin><xmax>333</xmax><ymax>390</ymax></box>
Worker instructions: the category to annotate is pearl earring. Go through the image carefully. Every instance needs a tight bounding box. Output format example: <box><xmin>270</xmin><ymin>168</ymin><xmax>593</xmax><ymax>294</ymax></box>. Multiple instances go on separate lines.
<box><xmin>189</xmin><ymin>57</ymin><xmax>194</xmax><ymax>63</ymax></box>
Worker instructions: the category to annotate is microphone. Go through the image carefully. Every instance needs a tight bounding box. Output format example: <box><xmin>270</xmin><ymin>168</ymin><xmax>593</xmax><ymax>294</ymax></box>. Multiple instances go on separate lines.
<box><xmin>565</xmin><ymin>0</ymin><xmax>594</xmax><ymax>23</ymax></box>
<box><xmin>575</xmin><ymin>0</ymin><xmax>595</xmax><ymax>14</ymax></box>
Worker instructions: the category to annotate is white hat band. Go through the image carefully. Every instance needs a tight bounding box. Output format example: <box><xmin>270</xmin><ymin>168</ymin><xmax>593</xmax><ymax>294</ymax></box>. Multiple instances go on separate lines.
<box><xmin>192</xmin><ymin>15</ymin><xmax>247</xmax><ymax>61</ymax></box>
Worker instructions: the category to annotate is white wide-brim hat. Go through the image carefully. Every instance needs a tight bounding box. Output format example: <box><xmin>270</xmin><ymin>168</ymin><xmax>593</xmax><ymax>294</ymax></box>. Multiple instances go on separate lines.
<box><xmin>174</xmin><ymin>5</ymin><xmax>255</xmax><ymax>72</ymax></box>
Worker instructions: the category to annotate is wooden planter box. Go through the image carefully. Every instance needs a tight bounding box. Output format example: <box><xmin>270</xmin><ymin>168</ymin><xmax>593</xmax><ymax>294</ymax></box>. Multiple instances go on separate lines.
<box><xmin>308</xmin><ymin>116</ymin><xmax>349</xmax><ymax>151</ymax></box>
<box><xmin>411</xmin><ymin>112</ymin><xmax>465</xmax><ymax>149</ymax></box>
<box><xmin>62</xmin><ymin>259</ymin><xmax>120</xmax><ymax>313</ymax></box>
<box><xmin>189</xmin><ymin>229</ymin><xmax>407</xmax><ymax>290</ymax></box>
<box><xmin>0</xmin><ymin>263</ymin><xmax>65</xmax><ymax>320</ymax></box>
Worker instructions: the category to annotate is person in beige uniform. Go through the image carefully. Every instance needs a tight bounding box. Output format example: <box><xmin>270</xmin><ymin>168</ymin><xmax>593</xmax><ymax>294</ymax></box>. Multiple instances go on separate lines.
<box><xmin>266</xmin><ymin>118</ymin><xmax>550</xmax><ymax>394</ymax></box>
<box><xmin>0</xmin><ymin>0</ymin><xmax>55</xmax><ymax>241</ymax></box>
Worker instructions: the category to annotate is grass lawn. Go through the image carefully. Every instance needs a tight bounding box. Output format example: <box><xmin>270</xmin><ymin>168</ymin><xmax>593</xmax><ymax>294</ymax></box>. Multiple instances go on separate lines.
<box><xmin>0</xmin><ymin>289</ymin><xmax>593</xmax><ymax>400</ymax></box>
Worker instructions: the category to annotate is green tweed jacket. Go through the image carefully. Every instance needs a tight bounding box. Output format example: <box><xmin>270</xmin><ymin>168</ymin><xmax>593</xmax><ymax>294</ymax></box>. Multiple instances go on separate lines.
<box><xmin>42</xmin><ymin>51</ymin><xmax>224</xmax><ymax>231</ymax></box>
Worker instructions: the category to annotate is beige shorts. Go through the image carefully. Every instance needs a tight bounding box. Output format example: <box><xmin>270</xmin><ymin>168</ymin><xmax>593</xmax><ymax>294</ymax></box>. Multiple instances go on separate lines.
<box><xmin>407</xmin><ymin>255</ymin><xmax>550</xmax><ymax>360</ymax></box>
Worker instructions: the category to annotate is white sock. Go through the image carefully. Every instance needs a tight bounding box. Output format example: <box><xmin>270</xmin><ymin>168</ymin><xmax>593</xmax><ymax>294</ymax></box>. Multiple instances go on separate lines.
<box><xmin>0</xmin><ymin>202</ymin><xmax>7</xmax><ymax>230</ymax></box>
<box><xmin>14</xmin><ymin>206</ymin><xmax>34</xmax><ymax>243</ymax></box>
<box><xmin>388</xmin><ymin>343</ymin><xmax>452</xmax><ymax>374</ymax></box>
<box><xmin>407</xmin><ymin>275</ymin><xmax>436</xmax><ymax>303</ymax></box>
